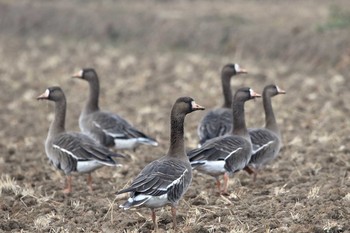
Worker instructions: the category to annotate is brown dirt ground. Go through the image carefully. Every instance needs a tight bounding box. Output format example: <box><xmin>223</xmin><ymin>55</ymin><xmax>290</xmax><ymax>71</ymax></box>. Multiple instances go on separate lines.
<box><xmin>0</xmin><ymin>0</ymin><xmax>349</xmax><ymax>232</ymax></box>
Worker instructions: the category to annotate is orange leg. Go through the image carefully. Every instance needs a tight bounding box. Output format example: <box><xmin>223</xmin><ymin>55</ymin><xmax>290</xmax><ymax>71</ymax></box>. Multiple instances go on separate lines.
<box><xmin>171</xmin><ymin>206</ymin><xmax>177</xmax><ymax>230</ymax></box>
<box><xmin>243</xmin><ymin>166</ymin><xmax>255</xmax><ymax>175</ymax></box>
<box><xmin>253</xmin><ymin>171</ymin><xmax>258</xmax><ymax>182</ymax></box>
<box><xmin>63</xmin><ymin>176</ymin><xmax>72</xmax><ymax>194</ymax></box>
<box><xmin>221</xmin><ymin>173</ymin><xmax>229</xmax><ymax>195</ymax></box>
<box><xmin>215</xmin><ymin>177</ymin><xmax>222</xmax><ymax>193</ymax></box>
<box><xmin>87</xmin><ymin>173</ymin><xmax>93</xmax><ymax>192</ymax></box>
<box><xmin>151</xmin><ymin>209</ymin><xmax>158</xmax><ymax>231</ymax></box>
<box><xmin>243</xmin><ymin>166</ymin><xmax>258</xmax><ymax>182</ymax></box>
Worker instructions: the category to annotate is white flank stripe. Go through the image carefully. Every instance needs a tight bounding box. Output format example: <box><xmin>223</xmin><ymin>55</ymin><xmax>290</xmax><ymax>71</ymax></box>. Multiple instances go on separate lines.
<box><xmin>53</xmin><ymin>144</ymin><xmax>80</xmax><ymax>160</ymax></box>
<box><xmin>93</xmin><ymin>121</ymin><xmax>124</xmax><ymax>137</ymax></box>
<box><xmin>166</xmin><ymin>169</ymin><xmax>188</xmax><ymax>189</ymax></box>
<box><xmin>53</xmin><ymin>144</ymin><xmax>115</xmax><ymax>167</ymax></box>
<box><xmin>224</xmin><ymin>147</ymin><xmax>243</xmax><ymax>161</ymax></box>
<box><xmin>253</xmin><ymin>141</ymin><xmax>274</xmax><ymax>154</ymax></box>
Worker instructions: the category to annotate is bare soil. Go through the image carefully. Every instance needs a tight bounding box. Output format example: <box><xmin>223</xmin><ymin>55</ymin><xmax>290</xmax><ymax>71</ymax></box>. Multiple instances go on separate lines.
<box><xmin>0</xmin><ymin>0</ymin><xmax>349</xmax><ymax>232</ymax></box>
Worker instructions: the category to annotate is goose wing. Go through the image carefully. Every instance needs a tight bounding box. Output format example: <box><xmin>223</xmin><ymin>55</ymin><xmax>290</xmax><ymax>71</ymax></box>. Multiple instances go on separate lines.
<box><xmin>197</xmin><ymin>108</ymin><xmax>232</xmax><ymax>145</ymax></box>
<box><xmin>92</xmin><ymin>112</ymin><xmax>155</xmax><ymax>140</ymax></box>
<box><xmin>249</xmin><ymin>129</ymin><xmax>279</xmax><ymax>165</ymax></box>
<box><xmin>116</xmin><ymin>160</ymin><xmax>189</xmax><ymax>199</ymax></box>
<box><xmin>52</xmin><ymin>132</ymin><xmax>120</xmax><ymax>166</ymax></box>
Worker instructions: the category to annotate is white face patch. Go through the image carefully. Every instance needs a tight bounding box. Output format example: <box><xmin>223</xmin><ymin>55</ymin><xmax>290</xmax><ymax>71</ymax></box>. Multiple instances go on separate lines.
<box><xmin>191</xmin><ymin>101</ymin><xmax>196</xmax><ymax>109</ymax></box>
<box><xmin>275</xmin><ymin>85</ymin><xmax>286</xmax><ymax>94</ymax></box>
<box><xmin>44</xmin><ymin>89</ymin><xmax>50</xmax><ymax>98</ymax></box>
<box><xmin>191</xmin><ymin>101</ymin><xmax>204</xmax><ymax>110</ymax></box>
<box><xmin>78</xmin><ymin>69</ymin><xmax>83</xmax><ymax>77</ymax></box>
<box><xmin>234</xmin><ymin>64</ymin><xmax>241</xmax><ymax>72</ymax></box>
<box><xmin>249</xmin><ymin>88</ymin><xmax>255</xmax><ymax>97</ymax></box>
<box><xmin>276</xmin><ymin>85</ymin><xmax>281</xmax><ymax>92</ymax></box>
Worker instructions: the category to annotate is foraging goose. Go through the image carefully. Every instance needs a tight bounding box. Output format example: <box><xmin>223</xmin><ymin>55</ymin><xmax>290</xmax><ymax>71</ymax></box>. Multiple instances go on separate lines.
<box><xmin>72</xmin><ymin>68</ymin><xmax>158</xmax><ymax>150</ymax></box>
<box><xmin>189</xmin><ymin>87</ymin><xmax>260</xmax><ymax>194</ymax></box>
<box><xmin>37</xmin><ymin>86</ymin><xmax>124</xmax><ymax>193</ymax></box>
<box><xmin>116</xmin><ymin>97</ymin><xmax>204</xmax><ymax>230</ymax></box>
<box><xmin>197</xmin><ymin>64</ymin><xmax>247</xmax><ymax>146</ymax></box>
<box><xmin>244</xmin><ymin>84</ymin><xmax>286</xmax><ymax>180</ymax></box>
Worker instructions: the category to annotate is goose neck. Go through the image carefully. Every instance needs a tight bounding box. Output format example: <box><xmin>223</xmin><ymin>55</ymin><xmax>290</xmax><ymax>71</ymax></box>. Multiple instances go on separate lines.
<box><xmin>263</xmin><ymin>92</ymin><xmax>279</xmax><ymax>135</ymax></box>
<box><xmin>232</xmin><ymin>101</ymin><xmax>249</xmax><ymax>139</ymax></box>
<box><xmin>167</xmin><ymin>112</ymin><xmax>186</xmax><ymax>158</ymax></box>
<box><xmin>221</xmin><ymin>71</ymin><xmax>233</xmax><ymax>108</ymax></box>
<box><xmin>84</xmin><ymin>77</ymin><xmax>100</xmax><ymax>114</ymax></box>
<box><xmin>49</xmin><ymin>98</ymin><xmax>66</xmax><ymax>137</ymax></box>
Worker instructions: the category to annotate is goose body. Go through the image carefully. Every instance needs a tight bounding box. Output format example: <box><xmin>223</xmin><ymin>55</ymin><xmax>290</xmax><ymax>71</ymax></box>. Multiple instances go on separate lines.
<box><xmin>79</xmin><ymin>110</ymin><xmax>158</xmax><ymax>149</ymax></box>
<box><xmin>37</xmin><ymin>87</ymin><xmax>124</xmax><ymax>193</ymax></box>
<box><xmin>46</xmin><ymin>132</ymin><xmax>117</xmax><ymax>174</ymax></box>
<box><xmin>72</xmin><ymin>69</ymin><xmax>158</xmax><ymax>150</ymax></box>
<box><xmin>116</xmin><ymin>97</ymin><xmax>204</xmax><ymax>230</ymax></box>
<box><xmin>248</xmin><ymin>128</ymin><xmax>280</xmax><ymax>168</ymax></box>
<box><xmin>190</xmin><ymin>135</ymin><xmax>252</xmax><ymax>176</ymax></box>
<box><xmin>197</xmin><ymin>108</ymin><xmax>232</xmax><ymax>145</ymax></box>
<box><xmin>197</xmin><ymin>64</ymin><xmax>247</xmax><ymax>145</ymax></box>
<box><xmin>189</xmin><ymin>87</ymin><xmax>260</xmax><ymax>194</ymax></box>
<box><xmin>119</xmin><ymin>158</ymin><xmax>191</xmax><ymax>210</ymax></box>
<box><xmin>245</xmin><ymin>85</ymin><xmax>285</xmax><ymax>179</ymax></box>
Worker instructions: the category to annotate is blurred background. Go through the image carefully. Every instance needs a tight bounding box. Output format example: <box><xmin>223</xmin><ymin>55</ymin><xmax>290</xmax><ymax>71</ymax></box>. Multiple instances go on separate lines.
<box><xmin>1</xmin><ymin>0</ymin><xmax>350</xmax><ymax>72</ymax></box>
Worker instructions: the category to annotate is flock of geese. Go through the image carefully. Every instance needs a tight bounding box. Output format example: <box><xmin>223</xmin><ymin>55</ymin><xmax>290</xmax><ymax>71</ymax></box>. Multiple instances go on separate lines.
<box><xmin>37</xmin><ymin>64</ymin><xmax>285</xmax><ymax>230</ymax></box>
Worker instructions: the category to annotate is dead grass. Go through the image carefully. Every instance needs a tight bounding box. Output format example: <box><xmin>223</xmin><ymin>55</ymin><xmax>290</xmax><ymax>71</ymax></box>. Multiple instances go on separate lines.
<box><xmin>0</xmin><ymin>174</ymin><xmax>24</xmax><ymax>196</ymax></box>
<box><xmin>274</xmin><ymin>183</ymin><xmax>289</xmax><ymax>196</ymax></box>
<box><xmin>307</xmin><ymin>186</ymin><xmax>320</xmax><ymax>199</ymax></box>
<box><xmin>34</xmin><ymin>212</ymin><xmax>58</xmax><ymax>230</ymax></box>
<box><xmin>343</xmin><ymin>193</ymin><xmax>350</xmax><ymax>201</ymax></box>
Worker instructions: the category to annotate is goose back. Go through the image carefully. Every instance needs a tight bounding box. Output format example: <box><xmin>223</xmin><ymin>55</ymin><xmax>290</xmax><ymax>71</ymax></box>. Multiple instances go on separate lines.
<box><xmin>247</xmin><ymin>84</ymin><xmax>285</xmax><ymax>169</ymax></box>
<box><xmin>116</xmin><ymin>97</ymin><xmax>204</xmax><ymax>213</ymax></box>
<box><xmin>73</xmin><ymin>68</ymin><xmax>158</xmax><ymax>150</ymax></box>
<box><xmin>197</xmin><ymin>63</ymin><xmax>247</xmax><ymax>145</ymax></box>
<box><xmin>189</xmin><ymin>87</ymin><xmax>260</xmax><ymax>179</ymax></box>
<box><xmin>38</xmin><ymin>87</ymin><xmax>123</xmax><ymax>175</ymax></box>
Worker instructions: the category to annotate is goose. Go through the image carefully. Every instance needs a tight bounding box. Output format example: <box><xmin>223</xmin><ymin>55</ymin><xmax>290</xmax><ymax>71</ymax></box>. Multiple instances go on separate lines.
<box><xmin>116</xmin><ymin>97</ymin><xmax>204</xmax><ymax>230</ymax></box>
<box><xmin>37</xmin><ymin>86</ymin><xmax>125</xmax><ymax>193</ymax></box>
<box><xmin>197</xmin><ymin>64</ymin><xmax>247</xmax><ymax>146</ymax></box>
<box><xmin>189</xmin><ymin>87</ymin><xmax>260</xmax><ymax>195</ymax></box>
<box><xmin>72</xmin><ymin>68</ymin><xmax>158</xmax><ymax>150</ymax></box>
<box><xmin>244</xmin><ymin>84</ymin><xmax>286</xmax><ymax>180</ymax></box>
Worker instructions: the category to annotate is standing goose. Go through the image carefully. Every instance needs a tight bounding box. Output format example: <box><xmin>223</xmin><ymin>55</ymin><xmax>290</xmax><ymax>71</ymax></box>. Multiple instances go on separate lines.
<box><xmin>72</xmin><ymin>68</ymin><xmax>158</xmax><ymax>150</ymax></box>
<box><xmin>197</xmin><ymin>64</ymin><xmax>247</xmax><ymax>146</ymax></box>
<box><xmin>116</xmin><ymin>97</ymin><xmax>204</xmax><ymax>231</ymax></box>
<box><xmin>189</xmin><ymin>87</ymin><xmax>260</xmax><ymax>195</ymax></box>
<box><xmin>37</xmin><ymin>86</ymin><xmax>124</xmax><ymax>193</ymax></box>
<box><xmin>244</xmin><ymin>84</ymin><xmax>286</xmax><ymax>180</ymax></box>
